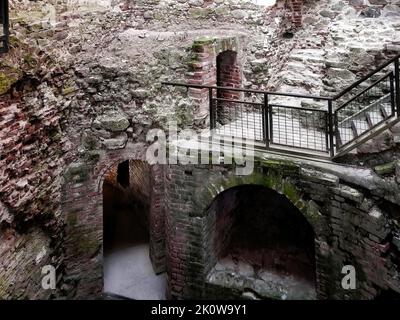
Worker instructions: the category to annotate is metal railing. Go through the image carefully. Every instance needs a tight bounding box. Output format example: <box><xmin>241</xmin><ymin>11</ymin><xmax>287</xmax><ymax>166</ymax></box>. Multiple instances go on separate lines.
<box><xmin>163</xmin><ymin>53</ymin><xmax>400</xmax><ymax>160</ymax></box>
<box><xmin>0</xmin><ymin>0</ymin><xmax>9</xmax><ymax>54</ymax></box>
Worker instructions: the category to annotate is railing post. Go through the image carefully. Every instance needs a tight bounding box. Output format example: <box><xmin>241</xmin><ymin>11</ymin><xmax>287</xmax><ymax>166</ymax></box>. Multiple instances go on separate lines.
<box><xmin>1</xmin><ymin>0</ymin><xmax>9</xmax><ymax>53</ymax></box>
<box><xmin>269</xmin><ymin>104</ymin><xmax>274</xmax><ymax>145</ymax></box>
<box><xmin>334</xmin><ymin>109</ymin><xmax>339</xmax><ymax>152</ymax></box>
<box><xmin>209</xmin><ymin>88</ymin><xmax>214</xmax><ymax>129</ymax></box>
<box><xmin>328</xmin><ymin>100</ymin><xmax>335</xmax><ymax>158</ymax></box>
<box><xmin>395</xmin><ymin>58</ymin><xmax>400</xmax><ymax>117</ymax></box>
<box><xmin>263</xmin><ymin>93</ymin><xmax>270</xmax><ymax>148</ymax></box>
<box><xmin>325</xmin><ymin>112</ymin><xmax>329</xmax><ymax>153</ymax></box>
<box><xmin>390</xmin><ymin>72</ymin><xmax>396</xmax><ymax>116</ymax></box>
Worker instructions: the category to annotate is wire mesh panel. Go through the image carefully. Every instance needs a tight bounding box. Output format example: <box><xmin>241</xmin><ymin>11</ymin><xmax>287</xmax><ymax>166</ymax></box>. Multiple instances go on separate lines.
<box><xmin>335</xmin><ymin>72</ymin><xmax>395</xmax><ymax>148</ymax></box>
<box><xmin>0</xmin><ymin>0</ymin><xmax>9</xmax><ymax>53</ymax></box>
<box><xmin>164</xmin><ymin>53</ymin><xmax>400</xmax><ymax>159</ymax></box>
<box><xmin>269</xmin><ymin>105</ymin><xmax>329</xmax><ymax>152</ymax></box>
<box><xmin>211</xmin><ymin>98</ymin><xmax>264</xmax><ymax>142</ymax></box>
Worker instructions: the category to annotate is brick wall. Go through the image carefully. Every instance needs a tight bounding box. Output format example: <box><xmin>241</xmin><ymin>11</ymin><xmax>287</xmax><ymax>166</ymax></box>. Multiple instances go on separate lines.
<box><xmin>216</xmin><ymin>50</ymin><xmax>242</xmax><ymax>125</ymax></box>
<box><xmin>59</xmin><ymin>146</ymin><xmax>400</xmax><ymax>300</ymax></box>
<box><xmin>61</xmin><ymin>143</ymin><xmax>167</xmax><ymax>298</ymax></box>
<box><xmin>162</xmin><ymin>161</ymin><xmax>400</xmax><ymax>300</ymax></box>
<box><xmin>289</xmin><ymin>0</ymin><xmax>303</xmax><ymax>28</ymax></box>
<box><xmin>187</xmin><ymin>37</ymin><xmax>244</xmax><ymax>127</ymax></box>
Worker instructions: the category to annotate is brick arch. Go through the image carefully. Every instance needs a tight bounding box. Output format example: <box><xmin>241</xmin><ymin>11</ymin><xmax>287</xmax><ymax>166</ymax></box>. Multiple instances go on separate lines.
<box><xmin>179</xmin><ymin>169</ymin><xmax>322</xmax><ymax>299</ymax></box>
<box><xmin>187</xmin><ymin>36</ymin><xmax>244</xmax><ymax>126</ymax></box>
<box><xmin>62</xmin><ymin>143</ymin><xmax>166</xmax><ymax>298</ymax></box>
<box><xmin>192</xmin><ymin>171</ymin><xmax>321</xmax><ymax>232</ymax></box>
<box><xmin>202</xmin><ymin>183</ymin><xmax>318</xmax><ymax>299</ymax></box>
<box><xmin>93</xmin><ymin>145</ymin><xmax>148</xmax><ymax>194</ymax></box>
<box><xmin>96</xmin><ymin>155</ymin><xmax>167</xmax><ymax>275</ymax></box>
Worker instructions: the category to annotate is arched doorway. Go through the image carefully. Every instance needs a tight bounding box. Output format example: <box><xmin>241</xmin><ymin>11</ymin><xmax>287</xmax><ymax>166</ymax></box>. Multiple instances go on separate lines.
<box><xmin>216</xmin><ymin>50</ymin><xmax>242</xmax><ymax>125</ymax></box>
<box><xmin>103</xmin><ymin>160</ymin><xmax>166</xmax><ymax>299</ymax></box>
<box><xmin>205</xmin><ymin>185</ymin><xmax>316</xmax><ymax>299</ymax></box>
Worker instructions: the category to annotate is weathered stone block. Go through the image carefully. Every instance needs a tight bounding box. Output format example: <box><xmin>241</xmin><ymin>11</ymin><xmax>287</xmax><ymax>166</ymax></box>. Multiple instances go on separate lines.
<box><xmin>300</xmin><ymin>168</ymin><xmax>339</xmax><ymax>186</ymax></box>
<box><xmin>374</xmin><ymin>162</ymin><xmax>396</xmax><ymax>176</ymax></box>
<box><xmin>93</xmin><ymin>110</ymin><xmax>130</xmax><ymax>132</ymax></box>
<box><xmin>101</xmin><ymin>133</ymin><xmax>128</xmax><ymax>150</ymax></box>
<box><xmin>332</xmin><ymin>185</ymin><xmax>364</xmax><ymax>204</ymax></box>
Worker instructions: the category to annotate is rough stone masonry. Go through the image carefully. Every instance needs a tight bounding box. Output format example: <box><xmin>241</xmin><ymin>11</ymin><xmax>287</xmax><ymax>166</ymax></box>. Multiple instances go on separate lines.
<box><xmin>0</xmin><ymin>0</ymin><xmax>400</xmax><ymax>300</ymax></box>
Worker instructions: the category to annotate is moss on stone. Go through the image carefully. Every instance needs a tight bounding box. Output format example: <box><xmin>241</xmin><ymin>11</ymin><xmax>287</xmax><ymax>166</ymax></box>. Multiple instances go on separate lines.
<box><xmin>374</xmin><ymin>161</ymin><xmax>395</xmax><ymax>175</ymax></box>
<box><xmin>77</xmin><ymin>233</ymin><xmax>100</xmax><ymax>256</ymax></box>
<box><xmin>301</xmin><ymin>203</ymin><xmax>319</xmax><ymax>227</ymax></box>
<box><xmin>67</xmin><ymin>211</ymin><xmax>78</xmax><ymax>227</ymax></box>
<box><xmin>64</xmin><ymin>162</ymin><xmax>90</xmax><ymax>183</ymax></box>
<box><xmin>260</xmin><ymin>158</ymin><xmax>299</xmax><ymax>173</ymax></box>
<box><xmin>188</xmin><ymin>8</ymin><xmax>213</xmax><ymax>19</ymax></box>
<box><xmin>193</xmin><ymin>36</ymin><xmax>215</xmax><ymax>46</ymax></box>
<box><xmin>62</xmin><ymin>86</ymin><xmax>77</xmax><ymax>96</ymax></box>
<box><xmin>282</xmin><ymin>180</ymin><xmax>301</xmax><ymax>204</ymax></box>
<box><xmin>263</xmin><ymin>172</ymin><xmax>283</xmax><ymax>191</ymax></box>
<box><xmin>23</xmin><ymin>54</ymin><xmax>38</xmax><ymax>68</ymax></box>
<box><xmin>0</xmin><ymin>72</ymin><xmax>19</xmax><ymax>95</ymax></box>
<box><xmin>0</xmin><ymin>275</ymin><xmax>7</xmax><ymax>298</ymax></box>
<box><xmin>67</xmin><ymin>227</ymin><xmax>100</xmax><ymax>257</ymax></box>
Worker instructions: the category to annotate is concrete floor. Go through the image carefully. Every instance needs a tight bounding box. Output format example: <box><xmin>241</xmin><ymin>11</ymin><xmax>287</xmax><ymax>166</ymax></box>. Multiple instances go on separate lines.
<box><xmin>103</xmin><ymin>244</ymin><xmax>167</xmax><ymax>300</ymax></box>
<box><xmin>215</xmin><ymin>111</ymin><xmax>327</xmax><ymax>151</ymax></box>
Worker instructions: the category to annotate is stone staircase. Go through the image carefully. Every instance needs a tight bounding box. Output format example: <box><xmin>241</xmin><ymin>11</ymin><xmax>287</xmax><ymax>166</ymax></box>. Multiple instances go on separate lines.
<box><xmin>165</xmin><ymin>52</ymin><xmax>400</xmax><ymax>160</ymax></box>
<box><xmin>332</xmin><ymin>57</ymin><xmax>400</xmax><ymax>158</ymax></box>
<box><xmin>337</xmin><ymin>94</ymin><xmax>393</xmax><ymax>146</ymax></box>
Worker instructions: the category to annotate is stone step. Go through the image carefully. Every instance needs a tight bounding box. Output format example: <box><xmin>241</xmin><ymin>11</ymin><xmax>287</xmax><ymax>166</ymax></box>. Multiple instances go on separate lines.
<box><xmin>351</xmin><ymin>118</ymin><xmax>370</xmax><ymax>137</ymax></box>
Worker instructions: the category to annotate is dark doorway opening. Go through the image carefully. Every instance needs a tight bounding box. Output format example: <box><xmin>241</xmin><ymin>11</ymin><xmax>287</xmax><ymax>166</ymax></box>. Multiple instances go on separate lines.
<box><xmin>216</xmin><ymin>50</ymin><xmax>241</xmax><ymax>125</ymax></box>
<box><xmin>103</xmin><ymin>160</ymin><xmax>166</xmax><ymax>300</ymax></box>
<box><xmin>117</xmin><ymin>160</ymin><xmax>130</xmax><ymax>188</ymax></box>
<box><xmin>207</xmin><ymin>185</ymin><xmax>316</xmax><ymax>299</ymax></box>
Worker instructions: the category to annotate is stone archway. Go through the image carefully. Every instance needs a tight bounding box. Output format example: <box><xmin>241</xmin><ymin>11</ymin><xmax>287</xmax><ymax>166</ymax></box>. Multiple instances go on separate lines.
<box><xmin>62</xmin><ymin>144</ymin><xmax>167</xmax><ymax>299</ymax></box>
<box><xmin>187</xmin><ymin>36</ymin><xmax>244</xmax><ymax>126</ymax></box>
<box><xmin>102</xmin><ymin>159</ymin><xmax>166</xmax><ymax>299</ymax></box>
<box><xmin>192</xmin><ymin>172</ymin><xmax>321</xmax><ymax>231</ymax></box>
<box><xmin>203</xmin><ymin>184</ymin><xmax>316</xmax><ymax>300</ymax></box>
<box><xmin>95</xmin><ymin>153</ymin><xmax>167</xmax><ymax>275</ymax></box>
<box><xmin>192</xmin><ymin>172</ymin><xmax>321</xmax><ymax>299</ymax></box>
<box><xmin>164</xmin><ymin>165</ymin><xmax>327</xmax><ymax>300</ymax></box>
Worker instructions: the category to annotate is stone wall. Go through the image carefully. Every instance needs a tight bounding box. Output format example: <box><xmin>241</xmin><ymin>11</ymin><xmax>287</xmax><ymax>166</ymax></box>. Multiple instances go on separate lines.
<box><xmin>164</xmin><ymin>159</ymin><xmax>400</xmax><ymax>300</ymax></box>
<box><xmin>1</xmin><ymin>0</ymin><xmax>400</xmax><ymax>300</ymax></box>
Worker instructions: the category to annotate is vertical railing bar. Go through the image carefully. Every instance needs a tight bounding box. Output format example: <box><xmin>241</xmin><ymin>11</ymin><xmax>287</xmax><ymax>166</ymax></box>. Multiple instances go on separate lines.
<box><xmin>2</xmin><ymin>0</ymin><xmax>9</xmax><ymax>53</ymax></box>
<box><xmin>390</xmin><ymin>72</ymin><xmax>395</xmax><ymax>117</ymax></box>
<box><xmin>263</xmin><ymin>94</ymin><xmax>269</xmax><ymax>148</ymax></box>
<box><xmin>325</xmin><ymin>111</ymin><xmax>329</xmax><ymax>152</ymax></box>
<box><xmin>269</xmin><ymin>104</ymin><xmax>274</xmax><ymax>145</ymax></box>
<box><xmin>305</xmin><ymin>109</ymin><xmax>309</xmax><ymax>149</ymax></box>
<box><xmin>328</xmin><ymin>100</ymin><xmax>335</xmax><ymax>158</ymax></box>
<box><xmin>395</xmin><ymin>58</ymin><xmax>400</xmax><ymax>117</ymax></box>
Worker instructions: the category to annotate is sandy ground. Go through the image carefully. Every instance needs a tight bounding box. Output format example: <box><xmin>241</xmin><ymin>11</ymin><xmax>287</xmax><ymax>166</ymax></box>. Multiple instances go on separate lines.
<box><xmin>104</xmin><ymin>244</ymin><xmax>166</xmax><ymax>300</ymax></box>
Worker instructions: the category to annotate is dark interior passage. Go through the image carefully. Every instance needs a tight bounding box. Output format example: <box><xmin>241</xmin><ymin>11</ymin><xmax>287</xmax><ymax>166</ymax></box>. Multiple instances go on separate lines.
<box><xmin>103</xmin><ymin>160</ymin><xmax>166</xmax><ymax>300</ymax></box>
<box><xmin>208</xmin><ymin>185</ymin><xmax>316</xmax><ymax>299</ymax></box>
<box><xmin>103</xmin><ymin>180</ymin><xmax>149</xmax><ymax>253</ymax></box>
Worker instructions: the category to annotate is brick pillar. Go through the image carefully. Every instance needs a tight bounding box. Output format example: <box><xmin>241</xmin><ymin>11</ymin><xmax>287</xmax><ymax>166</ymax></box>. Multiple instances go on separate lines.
<box><xmin>216</xmin><ymin>50</ymin><xmax>242</xmax><ymax>125</ymax></box>
<box><xmin>187</xmin><ymin>39</ymin><xmax>218</xmax><ymax>128</ymax></box>
<box><xmin>149</xmin><ymin>164</ymin><xmax>167</xmax><ymax>274</ymax></box>
<box><xmin>289</xmin><ymin>0</ymin><xmax>303</xmax><ymax>28</ymax></box>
